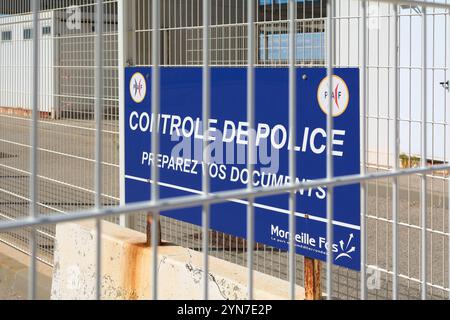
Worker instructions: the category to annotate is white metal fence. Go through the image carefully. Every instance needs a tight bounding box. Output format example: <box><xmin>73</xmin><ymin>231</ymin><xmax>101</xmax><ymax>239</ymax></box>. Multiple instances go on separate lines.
<box><xmin>0</xmin><ymin>0</ymin><xmax>449</xmax><ymax>300</ymax></box>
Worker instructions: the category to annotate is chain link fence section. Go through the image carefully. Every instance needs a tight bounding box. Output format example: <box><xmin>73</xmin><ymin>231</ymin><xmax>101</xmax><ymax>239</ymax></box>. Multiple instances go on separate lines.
<box><xmin>0</xmin><ymin>0</ymin><xmax>120</xmax><ymax>265</ymax></box>
<box><xmin>0</xmin><ymin>0</ymin><xmax>449</xmax><ymax>300</ymax></box>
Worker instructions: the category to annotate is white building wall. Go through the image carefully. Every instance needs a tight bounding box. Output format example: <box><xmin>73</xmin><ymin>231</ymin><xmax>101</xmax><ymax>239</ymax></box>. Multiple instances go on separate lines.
<box><xmin>52</xmin><ymin>10</ymin><xmax>118</xmax><ymax>119</ymax></box>
<box><xmin>0</xmin><ymin>11</ymin><xmax>54</xmax><ymax>113</ymax></box>
<box><xmin>336</xmin><ymin>0</ymin><xmax>450</xmax><ymax>166</ymax></box>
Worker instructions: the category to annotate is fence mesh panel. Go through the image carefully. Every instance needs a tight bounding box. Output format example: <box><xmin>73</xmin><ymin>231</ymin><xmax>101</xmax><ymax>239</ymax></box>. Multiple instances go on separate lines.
<box><xmin>0</xmin><ymin>0</ymin><xmax>449</xmax><ymax>300</ymax></box>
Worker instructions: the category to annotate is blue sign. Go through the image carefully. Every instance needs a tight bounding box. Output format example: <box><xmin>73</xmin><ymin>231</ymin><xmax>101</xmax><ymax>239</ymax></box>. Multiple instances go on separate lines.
<box><xmin>124</xmin><ymin>67</ymin><xmax>361</xmax><ymax>271</ymax></box>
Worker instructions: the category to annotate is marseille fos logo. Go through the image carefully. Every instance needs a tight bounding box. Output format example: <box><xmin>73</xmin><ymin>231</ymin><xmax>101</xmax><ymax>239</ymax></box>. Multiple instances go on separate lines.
<box><xmin>130</xmin><ymin>72</ymin><xmax>147</xmax><ymax>104</ymax></box>
<box><xmin>335</xmin><ymin>233</ymin><xmax>356</xmax><ymax>261</ymax></box>
<box><xmin>317</xmin><ymin>75</ymin><xmax>350</xmax><ymax>117</ymax></box>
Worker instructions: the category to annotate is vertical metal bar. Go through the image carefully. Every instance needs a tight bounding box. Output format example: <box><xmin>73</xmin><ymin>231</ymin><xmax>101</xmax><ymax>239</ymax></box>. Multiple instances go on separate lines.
<box><xmin>421</xmin><ymin>6</ymin><xmax>428</xmax><ymax>301</ymax></box>
<box><xmin>360</xmin><ymin>0</ymin><xmax>368</xmax><ymax>301</ymax></box>
<box><xmin>202</xmin><ymin>0</ymin><xmax>211</xmax><ymax>301</ymax></box>
<box><xmin>29</xmin><ymin>0</ymin><xmax>39</xmax><ymax>301</ymax></box>
<box><xmin>118</xmin><ymin>0</ymin><xmax>132</xmax><ymax>228</ymax></box>
<box><xmin>94</xmin><ymin>0</ymin><xmax>104</xmax><ymax>301</ymax></box>
<box><xmin>445</xmin><ymin>0</ymin><xmax>449</xmax><ymax>302</ymax></box>
<box><xmin>288</xmin><ymin>0</ymin><xmax>297</xmax><ymax>301</ymax></box>
<box><xmin>326</xmin><ymin>0</ymin><xmax>335</xmax><ymax>301</ymax></box>
<box><xmin>392</xmin><ymin>3</ymin><xmax>399</xmax><ymax>301</ymax></box>
<box><xmin>247</xmin><ymin>0</ymin><xmax>256</xmax><ymax>301</ymax></box>
<box><xmin>152</xmin><ymin>0</ymin><xmax>161</xmax><ymax>301</ymax></box>
<box><xmin>407</xmin><ymin>5</ymin><xmax>413</xmax><ymax>297</ymax></box>
<box><xmin>131</xmin><ymin>0</ymin><xmax>137</xmax><ymax>65</ymax></box>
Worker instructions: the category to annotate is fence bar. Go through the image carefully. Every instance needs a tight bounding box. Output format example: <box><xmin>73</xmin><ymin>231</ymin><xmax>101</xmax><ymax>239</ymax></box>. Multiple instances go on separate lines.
<box><xmin>326</xmin><ymin>0</ymin><xmax>335</xmax><ymax>300</ymax></box>
<box><xmin>1</xmin><ymin>162</ymin><xmax>449</xmax><ymax>234</ymax></box>
<box><xmin>118</xmin><ymin>0</ymin><xmax>132</xmax><ymax>228</ymax></box>
<box><xmin>392</xmin><ymin>3</ymin><xmax>399</xmax><ymax>300</ymax></box>
<box><xmin>28</xmin><ymin>0</ymin><xmax>39</xmax><ymax>301</ymax></box>
<box><xmin>202</xmin><ymin>0</ymin><xmax>211</xmax><ymax>301</ymax></box>
<box><xmin>421</xmin><ymin>6</ymin><xmax>428</xmax><ymax>301</ymax></box>
<box><xmin>288</xmin><ymin>0</ymin><xmax>297</xmax><ymax>301</ymax></box>
<box><xmin>94</xmin><ymin>0</ymin><xmax>104</xmax><ymax>301</ymax></box>
<box><xmin>151</xmin><ymin>0</ymin><xmax>161</xmax><ymax>301</ymax></box>
<box><xmin>247</xmin><ymin>0</ymin><xmax>256</xmax><ymax>301</ymax></box>
<box><xmin>360</xmin><ymin>0</ymin><xmax>368</xmax><ymax>301</ymax></box>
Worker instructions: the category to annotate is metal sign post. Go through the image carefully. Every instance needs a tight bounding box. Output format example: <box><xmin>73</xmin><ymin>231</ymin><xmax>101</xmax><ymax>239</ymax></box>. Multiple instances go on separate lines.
<box><xmin>304</xmin><ymin>258</ymin><xmax>322</xmax><ymax>300</ymax></box>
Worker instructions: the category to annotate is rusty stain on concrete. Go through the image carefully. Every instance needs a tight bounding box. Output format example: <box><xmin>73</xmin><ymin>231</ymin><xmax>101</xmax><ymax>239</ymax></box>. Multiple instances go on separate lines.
<box><xmin>52</xmin><ymin>220</ymin><xmax>306</xmax><ymax>300</ymax></box>
<box><xmin>123</xmin><ymin>242</ymin><xmax>148</xmax><ymax>300</ymax></box>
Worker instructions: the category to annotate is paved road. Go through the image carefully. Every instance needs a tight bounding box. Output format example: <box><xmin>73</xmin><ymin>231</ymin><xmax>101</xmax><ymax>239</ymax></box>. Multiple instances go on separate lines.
<box><xmin>0</xmin><ymin>114</ymin><xmax>449</xmax><ymax>300</ymax></box>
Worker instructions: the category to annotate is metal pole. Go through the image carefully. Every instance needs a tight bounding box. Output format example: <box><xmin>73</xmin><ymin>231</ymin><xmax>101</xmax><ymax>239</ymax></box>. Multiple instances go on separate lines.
<box><xmin>326</xmin><ymin>0</ymin><xmax>335</xmax><ymax>301</ymax></box>
<box><xmin>421</xmin><ymin>6</ymin><xmax>428</xmax><ymax>301</ymax></box>
<box><xmin>94</xmin><ymin>0</ymin><xmax>104</xmax><ymax>301</ymax></box>
<box><xmin>357</xmin><ymin>0</ymin><xmax>450</xmax><ymax>11</ymax></box>
<box><xmin>360</xmin><ymin>0</ymin><xmax>368</xmax><ymax>301</ymax></box>
<box><xmin>28</xmin><ymin>0</ymin><xmax>39</xmax><ymax>301</ymax></box>
<box><xmin>118</xmin><ymin>0</ymin><xmax>133</xmax><ymax>228</ymax></box>
<box><xmin>392</xmin><ymin>3</ymin><xmax>399</xmax><ymax>300</ymax></box>
<box><xmin>1</xmin><ymin>164</ymin><xmax>450</xmax><ymax>234</ymax></box>
<box><xmin>247</xmin><ymin>0</ymin><xmax>256</xmax><ymax>301</ymax></box>
<box><xmin>202</xmin><ymin>0</ymin><xmax>211</xmax><ymax>301</ymax></box>
<box><xmin>288</xmin><ymin>0</ymin><xmax>297</xmax><ymax>301</ymax></box>
<box><xmin>151</xmin><ymin>0</ymin><xmax>161</xmax><ymax>301</ymax></box>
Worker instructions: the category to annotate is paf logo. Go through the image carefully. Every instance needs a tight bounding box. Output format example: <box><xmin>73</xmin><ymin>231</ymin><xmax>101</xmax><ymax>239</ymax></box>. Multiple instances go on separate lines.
<box><xmin>130</xmin><ymin>72</ymin><xmax>147</xmax><ymax>104</ymax></box>
<box><xmin>317</xmin><ymin>75</ymin><xmax>350</xmax><ymax>117</ymax></box>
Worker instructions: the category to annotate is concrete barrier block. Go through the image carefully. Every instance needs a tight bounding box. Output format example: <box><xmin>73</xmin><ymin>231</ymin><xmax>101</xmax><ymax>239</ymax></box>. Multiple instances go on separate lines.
<box><xmin>51</xmin><ymin>220</ymin><xmax>305</xmax><ymax>300</ymax></box>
